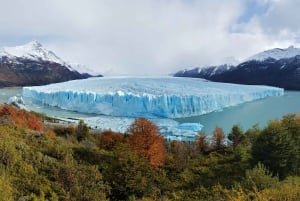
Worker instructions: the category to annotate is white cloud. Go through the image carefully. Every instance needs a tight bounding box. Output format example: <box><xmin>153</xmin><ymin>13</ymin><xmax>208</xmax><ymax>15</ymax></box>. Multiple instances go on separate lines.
<box><xmin>259</xmin><ymin>0</ymin><xmax>300</xmax><ymax>36</ymax></box>
<box><xmin>0</xmin><ymin>0</ymin><xmax>299</xmax><ymax>75</ymax></box>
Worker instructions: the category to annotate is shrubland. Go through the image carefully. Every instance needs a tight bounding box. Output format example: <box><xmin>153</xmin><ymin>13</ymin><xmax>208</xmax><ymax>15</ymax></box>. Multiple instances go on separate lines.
<box><xmin>0</xmin><ymin>104</ymin><xmax>300</xmax><ymax>200</ymax></box>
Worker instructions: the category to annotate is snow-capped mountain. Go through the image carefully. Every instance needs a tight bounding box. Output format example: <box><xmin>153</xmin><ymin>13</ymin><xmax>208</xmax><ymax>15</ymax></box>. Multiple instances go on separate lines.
<box><xmin>0</xmin><ymin>41</ymin><xmax>102</xmax><ymax>87</ymax></box>
<box><xmin>174</xmin><ymin>64</ymin><xmax>235</xmax><ymax>79</ymax></box>
<box><xmin>174</xmin><ymin>46</ymin><xmax>300</xmax><ymax>90</ymax></box>
<box><xmin>247</xmin><ymin>46</ymin><xmax>300</xmax><ymax>62</ymax></box>
<box><xmin>0</xmin><ymin>41</ymin><xmax>72</xmax><ymax>69</ymax></box>
<box><xmin>69</xmin><ymin>62</ymin><xmax>102</xmax><ymax>77</ymax></box>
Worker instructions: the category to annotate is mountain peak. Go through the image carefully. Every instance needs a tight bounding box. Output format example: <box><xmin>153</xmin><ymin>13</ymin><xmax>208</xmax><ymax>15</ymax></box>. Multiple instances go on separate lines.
<box><xmin>0</xmin><ymin>41</ymin><xmax>103</xmax><ymax>75</ymax></box>
<box><xmin>1</xmin><ymin>41</ymin><xmax>69</xmax><ymax>68</ymax></box>
<box><xmin>246</xmin><ymin>45</ymin><xmax>300</xmax><ymax>62</ymax></box>
<box><xmin>25</xmin><ymin>40</ymin><xmax>42</xmax><ymax>48</ymax></box>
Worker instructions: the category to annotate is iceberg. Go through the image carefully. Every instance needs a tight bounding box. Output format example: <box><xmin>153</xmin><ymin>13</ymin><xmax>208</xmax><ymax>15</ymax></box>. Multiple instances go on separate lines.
<box><xmin>79</xmin><ymin>116</ymin><xmax>199</xmax><ymax>141</ymax></box>
<box><xmin>7</xmin><ymin>95</ymin><xmax>27</xmax><ymax>110</ymax></box>
<box><xmin>177</xmin><ymin>123</ymin><xmax>204</xmax><ymax>132</ymax></box>
<box><xmin>22</xmin><ymin>76</ymin><xmax>284</xmax><ymax>118</ymax></box>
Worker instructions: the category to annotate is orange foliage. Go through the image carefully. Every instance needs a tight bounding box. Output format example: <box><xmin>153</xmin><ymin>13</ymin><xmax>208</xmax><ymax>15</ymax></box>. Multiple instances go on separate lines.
<box><xmin>128</xmin><ymin>118</ymin><xmax>165</xmax><ymax>169</ymax></box>
<box><xmin>212</xmin><ymin>126</ymin><xmax>225</xmax><ymax>150</ymax></box>
<box><xmin>0</xmin><ymin>105</ymin><xmax>43</xmax><ymax>131</ymax></box>
<box><xmin>97</xmin><ymin>130</ymin><xmax>124</xmax><ymax>150</ymax></box>
<box><xmin>195</xmin><ymin>132</ymin><xmax>210</xmax><ymax>153</ymax></box>
<box><xmin>46</xmin><ymin>129</ymin><xmax>57</xmax><ymax>139</ymax></box>
<box><xmin>66</xmin><ymin>125</ymin><xmax>76</xmax><ymax>134</ymax></box>
<box><xmin>170</xmin><ymin>140</ymin><xmax>181</xmax><ymax>154</ymax></box>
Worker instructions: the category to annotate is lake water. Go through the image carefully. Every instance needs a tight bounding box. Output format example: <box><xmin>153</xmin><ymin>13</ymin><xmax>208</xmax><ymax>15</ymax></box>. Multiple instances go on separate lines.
<box><xmin>176</xmin><ymin>91</ymin><xmax>300</xmax><ymax>134</ymax></box>
<box><xmin>1</xmin><ymin>87</ymin><xmax>300</xmax><ymax>136</ymax></box>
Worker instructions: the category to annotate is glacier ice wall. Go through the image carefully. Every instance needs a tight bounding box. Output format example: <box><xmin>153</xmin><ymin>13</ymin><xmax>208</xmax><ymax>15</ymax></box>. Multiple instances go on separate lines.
<box><xmin>22</xmin><ymin>77</ymin><xmax>284</xmax><ymax>118</ymax></box>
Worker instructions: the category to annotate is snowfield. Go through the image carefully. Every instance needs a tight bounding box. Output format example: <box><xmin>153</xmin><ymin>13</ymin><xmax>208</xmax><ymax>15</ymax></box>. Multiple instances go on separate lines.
<box><xmin>22</xmin><ymin>77</ymin><xmax>284</xmax><ymax>118</ymax></box>
<box><xmin>246</xmin><ymin>45</ymin><xmax>300</xmax><ymax>61</ymax></box>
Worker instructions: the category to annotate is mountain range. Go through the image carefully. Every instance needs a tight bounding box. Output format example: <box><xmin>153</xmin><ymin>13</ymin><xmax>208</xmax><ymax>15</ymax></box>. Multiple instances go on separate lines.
<box><xmin>0</xmin><ymin>41</ymin><xmax>102</xmax><ymax>87</ymax></box>
<box><xmin>174</xmin><ymin>46</ymin><xmax>300</xmax><ymax>90</ymax></box>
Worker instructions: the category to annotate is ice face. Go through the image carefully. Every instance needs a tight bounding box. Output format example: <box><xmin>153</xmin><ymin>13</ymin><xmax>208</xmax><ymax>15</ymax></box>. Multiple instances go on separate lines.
<box><xmin>22</xmin><ymin>77</ymin><xmax>284</xmax><ymax>119</ymax></box>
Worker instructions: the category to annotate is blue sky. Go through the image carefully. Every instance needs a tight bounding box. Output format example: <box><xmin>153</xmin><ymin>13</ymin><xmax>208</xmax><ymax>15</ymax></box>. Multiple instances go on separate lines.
<box><xmin>0</xmin><ymin>0</ymin><xmax>298</xmax><ymax>75</ymax></box>
<box><xmin>238</xmin><ymin>0</ymin><xmax>270</xmax><ymax>23</ymax></box>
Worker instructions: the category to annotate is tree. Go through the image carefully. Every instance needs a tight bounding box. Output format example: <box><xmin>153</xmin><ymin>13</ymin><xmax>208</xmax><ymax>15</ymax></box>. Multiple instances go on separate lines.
<box><xmin>103</xmin><ymin>143</ymin><xmax>154</xmax><ymax>200</ymax></box>
<box><xmin>96</xmin><ymin>130</ymin><xmax>123</xmax><ymax>150</ymax></box>
<box><xmin>244</xmin><ymin>162</ymin><xmax>279</xmax><ymax>191</ymax></box>
<box><xmin>244</xmin><ymin>124</ymin><xmax>260</xmax><ymax>145</ymax></box>
<box><xmin>195</xmin><ymin>132</ymin><xmax>210</xmax><ymax>153</ymax></box>
<box><xmin>251</xmin><ymin>120</ymin><xmax>294</xmax><ymax>178</ymax></box>
<box><xmin>212</xmin><ymin>126</ymin><xmax>225</xmax><ymax>151</ymax></box>
<box><xmin>128</xmin><ymin>118</ymin><xmax>165</xmax><ymax>169</ymax></box>
<box><xmin>76</xmin><ymin>120</ymin><xmax>89</xmax><ymax>141</ymax></box>
<box><xmin>228</xmin><ymin>125</ymin><xmax>244</xmax><ymax>149</ymax></box>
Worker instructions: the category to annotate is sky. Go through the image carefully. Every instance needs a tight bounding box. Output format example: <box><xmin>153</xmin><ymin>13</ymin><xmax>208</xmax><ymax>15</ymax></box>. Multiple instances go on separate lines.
<box><xmin>0</xmin><ymin>0</ymin><xmax>299</xmax><ymax>76</ymax></box>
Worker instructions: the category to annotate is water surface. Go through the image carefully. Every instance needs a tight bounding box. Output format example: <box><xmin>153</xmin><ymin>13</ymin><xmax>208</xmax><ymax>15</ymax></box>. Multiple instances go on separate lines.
<box><xmin>176</xmin><ymin>91</ymin><xmax>300</xmax><ymax>134</ymax></box>
<box><xmin>1</xmin><ymin>87</ymin><xmax>300</xmax><ymax>136</ymax></box>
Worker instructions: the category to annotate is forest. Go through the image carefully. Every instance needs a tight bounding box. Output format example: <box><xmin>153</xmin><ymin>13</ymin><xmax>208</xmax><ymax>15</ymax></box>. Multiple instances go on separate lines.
<box><xmin>0</xmin><ymin>104</ymin><xmax>300</xmax><ymax>201</ymax></box>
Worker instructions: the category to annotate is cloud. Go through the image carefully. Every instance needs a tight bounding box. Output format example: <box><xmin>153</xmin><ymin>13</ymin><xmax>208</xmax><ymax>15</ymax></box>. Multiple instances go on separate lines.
<box><xmin>0</xmin><ymin>0</ymin><xmax>298</xmax><ymax>75</ymax></box>
<box><xmin>259</xmin><ymin>0</ymin><xmax>300</xmax><ymax>37</ymax></box>
<box><xmin>234</xmin><ymin>0</ymin><xmax>300</xmax><ymax>54</ymax></box>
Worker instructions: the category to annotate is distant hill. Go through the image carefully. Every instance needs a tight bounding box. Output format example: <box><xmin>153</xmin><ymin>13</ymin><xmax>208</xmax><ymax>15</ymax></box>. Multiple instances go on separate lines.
<box><xmin>0</xmin><ymin>41</ymin><xmax>102</xmax><ymax>87</ymax></box>
<box><xmin>174</xmin><ymin>46</ymin><xmax>300</xmax><ymax>90</ymax></box>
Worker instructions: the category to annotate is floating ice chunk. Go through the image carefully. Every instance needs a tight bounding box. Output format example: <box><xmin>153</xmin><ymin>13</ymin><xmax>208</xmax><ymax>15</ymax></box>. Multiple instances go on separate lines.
<box><xmin>58</xmin><ymin>115</ymin><xmax>200</xmax><ymax>141</ymax></box>
<box><xmin>177</xmin><ymin>123</ymin><xmax>203</xmax><ymax>132</ymax></box>
<box><xmin>7</xmin><ymin>95</ymin><xmax>26</xmax><ymax>110</ymax></box>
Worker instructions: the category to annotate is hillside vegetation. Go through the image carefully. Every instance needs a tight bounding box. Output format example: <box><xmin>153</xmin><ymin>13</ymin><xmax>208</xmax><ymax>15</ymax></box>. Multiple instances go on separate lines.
<box><xmin>0</xmin><ymin>105</ymin><xmax>300</xmax><ymax>200</ymax></box>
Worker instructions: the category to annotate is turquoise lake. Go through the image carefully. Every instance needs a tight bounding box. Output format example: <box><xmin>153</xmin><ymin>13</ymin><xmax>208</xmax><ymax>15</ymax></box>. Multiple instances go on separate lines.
<box><xmin>1</xmin><ymin>87</ymin><xmax>300</xmax><ymax>136</ymax></box>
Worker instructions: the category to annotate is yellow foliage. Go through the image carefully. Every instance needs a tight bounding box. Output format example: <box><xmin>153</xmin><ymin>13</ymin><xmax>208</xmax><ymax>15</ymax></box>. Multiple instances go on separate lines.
<box><xmin>0</xmin><ymin>174</ymin><xmax>13</xmax><ymax>201</ymax></box>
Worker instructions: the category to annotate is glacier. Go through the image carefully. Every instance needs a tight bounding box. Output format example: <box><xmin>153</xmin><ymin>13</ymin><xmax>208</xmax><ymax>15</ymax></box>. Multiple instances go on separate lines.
<box><xmin>22</xmin><ymin>76</ymin><xmax>284</xmax><ymax>119</ymax></box>
<box><xmin>21</xmin><ymin>76</ymin><xmax>284</xmax><ymax>140</ymax></box>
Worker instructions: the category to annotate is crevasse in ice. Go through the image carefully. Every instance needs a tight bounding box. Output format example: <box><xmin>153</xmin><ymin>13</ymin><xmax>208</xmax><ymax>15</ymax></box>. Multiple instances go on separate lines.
<box><xmin>22</xmin><ymin>76</ymin><xmax>284</xmax><ymax>118</ymax></box>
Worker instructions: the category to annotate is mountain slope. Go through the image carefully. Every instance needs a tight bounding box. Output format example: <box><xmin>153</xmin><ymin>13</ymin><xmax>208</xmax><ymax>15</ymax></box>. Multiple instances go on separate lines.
<box><xmin>174</xmin><ymin>46</ymin><xmax>300</xmax><ymax>90</ymax></box>
<box><xmin>211</xmin><ymin>57</ymin><xmax>300</xmax><ymax>90</ymax></box>
<box><xmin>0</xmin><ymin>41</ymin><xmax>102</xmax><ymax>87</ymax></box>
<box><xmin>174</xmin><ymin>64</ymin><xmax>235</xmax><ymax>80</ymax></box>
<box><xmin>247</xmin><ymin>46</ymin><xmax>300</xmax><ymax>61</ymax></box>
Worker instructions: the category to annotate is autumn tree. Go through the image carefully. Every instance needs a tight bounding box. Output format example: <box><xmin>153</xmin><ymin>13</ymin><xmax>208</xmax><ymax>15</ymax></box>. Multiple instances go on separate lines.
<box><xmin>211</xmin><ymin>126</ymin><xmax>225</xmax><ymax>151</ymax></box>
<box><xmin>128</xmin><ymin>118</ymin><xmax>165</xmax><ymax>169</ymax></box>
<box><xmin>0</xmin><ymin>105</ymin><xmax>43</xmax><ymax>131</ymax></box>
<box><xmin>195</xmin><ymin>132</ymin><xmax>210</xmax><ymax>154</ymax></box>
<box><xmin>96</xmin><ymin>130</ymin><xmax>124</xmax><ymax>150</ymax></box>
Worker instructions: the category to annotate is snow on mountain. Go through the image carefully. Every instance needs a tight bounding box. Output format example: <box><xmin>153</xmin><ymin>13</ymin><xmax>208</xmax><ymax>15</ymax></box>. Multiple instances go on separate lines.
<box><xmin>69</xmin><ymin>63</ymin><xmax>101</xmax><ymax>76</ymax></box>
<box><xmin>0</xmin><ymin>41</ymin><xmax>100</xmax><ymax>74</ymax></box>
<box><xmin>0</xmin><ymin>41</ymin><xmax>75</xmax><ymax>69</ymax></box>
<box><xmin>247</xmin><ymin>46</ymin><xmax>300</xmax><ymax>62</ymax></box>
<box><xmin>174</xmin><ymin>64</ymin><xmax>235</xmax><ymax>79</ymax></box>
<box><xmin>22</xmin><ymin>76</ymin><xmax>283</xmax><ymax>119</ymax></box>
